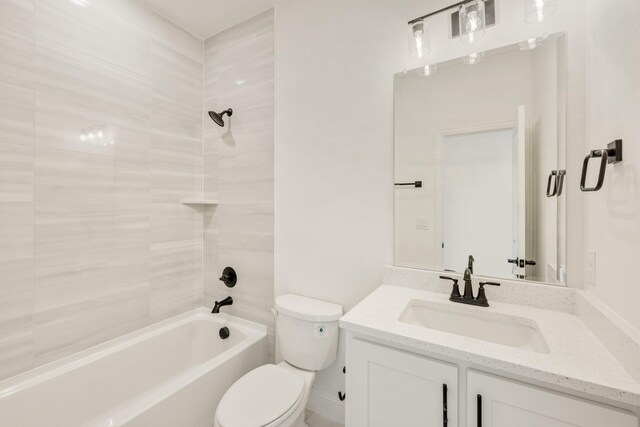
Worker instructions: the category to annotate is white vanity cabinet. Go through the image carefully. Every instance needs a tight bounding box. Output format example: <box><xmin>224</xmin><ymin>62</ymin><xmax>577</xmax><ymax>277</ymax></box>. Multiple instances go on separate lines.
<box><xmin>347</xmin><ymin>338</ymin><xmax>458</xmax><ymax>427</ymax></box>
<box><xmin>346</xmin><ymin>337</ymin><xmax>638</xmax><ymax>427</ymax></box>
<box><xmin>467</xmin><ymin>371</ymin><xmax>637</xmax><ymax>427</ymax></box>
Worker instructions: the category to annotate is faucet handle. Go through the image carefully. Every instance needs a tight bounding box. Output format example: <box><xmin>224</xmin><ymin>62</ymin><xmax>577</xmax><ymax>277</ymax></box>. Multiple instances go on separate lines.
<box><xmin>479</xmin><ymin>281</ymin><xmax>501</xmax><ymax>287</ymax></box>
<box><xmin>476</xmin><ymin>282</ymin><xmax>500</xmax><ymax>306</ymax></box>
<box><xmin>440</xmin><ymin>275</ymin><xmax>461</xmax><ymax>299</ymax></box>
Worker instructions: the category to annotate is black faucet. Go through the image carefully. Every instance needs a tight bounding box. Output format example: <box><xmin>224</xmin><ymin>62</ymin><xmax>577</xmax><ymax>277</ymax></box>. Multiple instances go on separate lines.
<box><xmin>212</xmin><ymin>296</ymin><xmax>233</xmax><ymax>313</ymax></box>
<box><xmin>467</xmin><ymin>255</ymin><xmax>475</xmax><ymax>274</ymax></box>
<box><xmin>440</xmin><ymin>271</ymin><xmax>500</xmax><ymax>307</ymax></box>
<box><xmin>462</xmin><ymin>268</ymin><xmax>474</xmax><ymax>299</ymax></box>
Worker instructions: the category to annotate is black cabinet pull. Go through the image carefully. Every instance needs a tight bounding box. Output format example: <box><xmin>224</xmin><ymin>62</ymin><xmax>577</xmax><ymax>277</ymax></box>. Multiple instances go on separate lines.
<box><xmin>442</xmin><ymin>384</ymin><xmax>448</xmax><ymax>426</ymax></box>
<box><xmin>477</xmin><ymin>394</ymin><xmax>482</xmax><ymax>427</ymax></box>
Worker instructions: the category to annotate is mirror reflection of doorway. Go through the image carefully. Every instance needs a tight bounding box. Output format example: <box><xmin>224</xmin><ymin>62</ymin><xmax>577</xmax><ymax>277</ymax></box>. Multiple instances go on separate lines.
<box><xmin>442</xmin><ymin>128</ymin><xmax>515</xmax><ymax>278</ymax></box>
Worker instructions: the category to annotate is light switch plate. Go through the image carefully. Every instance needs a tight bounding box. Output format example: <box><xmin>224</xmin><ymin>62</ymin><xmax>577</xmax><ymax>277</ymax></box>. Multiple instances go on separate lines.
<box><xmin>416</xmin><ymin>218</ymin><xmax>430</xmax><ymax>230</ymax></box>
<box><xmin>585</xmin><ymin>250</ymin><xmax>596</xmax><ymax>288</ymax></box>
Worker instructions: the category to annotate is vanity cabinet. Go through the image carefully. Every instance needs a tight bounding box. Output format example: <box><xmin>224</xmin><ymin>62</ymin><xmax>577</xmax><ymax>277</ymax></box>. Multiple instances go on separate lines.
<box><xmin>347</xmin><ymin>338</ymin><xmax>458</xmax><ymax>427</ymax></box>
<box><xmin>346</xmin><ymin>337</ymin><xmax>638</xmax><ymax>427</ymax></box>
<box><xmin>467</xmin><ymin>371</ymin><xmax>637</xmax><ymax>427</ymax></box>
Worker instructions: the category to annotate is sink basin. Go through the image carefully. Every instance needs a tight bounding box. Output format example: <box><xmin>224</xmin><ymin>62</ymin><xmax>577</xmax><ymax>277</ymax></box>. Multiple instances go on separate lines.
<box><xmin>398</xmin><ymin>299</ymin><xmax>550</xmax><ymax>353</ymax></box>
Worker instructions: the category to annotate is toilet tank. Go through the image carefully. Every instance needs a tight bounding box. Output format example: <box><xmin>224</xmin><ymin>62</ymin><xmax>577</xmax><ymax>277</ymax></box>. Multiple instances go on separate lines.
<box><xmin>275</xmin><ymin>294</ymin><xmax>343</xmax><ymax>371</ymax></box>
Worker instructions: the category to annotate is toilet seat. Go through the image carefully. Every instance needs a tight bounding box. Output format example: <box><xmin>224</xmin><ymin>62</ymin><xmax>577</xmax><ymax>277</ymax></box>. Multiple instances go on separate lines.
<box><xmin>216</xmin><ymin>364</ymin><xmax>306</xmax><ymax>427</ymax></box>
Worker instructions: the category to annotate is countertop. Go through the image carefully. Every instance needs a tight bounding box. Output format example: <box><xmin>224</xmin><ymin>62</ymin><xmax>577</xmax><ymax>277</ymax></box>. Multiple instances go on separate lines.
<box><xmin>340</xmin><ymin>284</ymin><xmax>640</xmax><ymax>407</ymax></box>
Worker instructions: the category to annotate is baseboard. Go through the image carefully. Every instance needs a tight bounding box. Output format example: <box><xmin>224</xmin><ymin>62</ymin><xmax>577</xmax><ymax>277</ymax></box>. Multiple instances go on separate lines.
<box><xmin>307</xmin><ymin>387</ymin><xmax>345</xmax><ymax>424</ymax></box>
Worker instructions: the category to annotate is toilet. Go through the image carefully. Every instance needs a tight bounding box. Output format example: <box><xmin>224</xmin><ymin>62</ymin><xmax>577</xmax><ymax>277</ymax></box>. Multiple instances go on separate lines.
<box><xmin>214</xmin><ymin>294</ymin><xmax>343</xmax><ymax>427</ymax></box>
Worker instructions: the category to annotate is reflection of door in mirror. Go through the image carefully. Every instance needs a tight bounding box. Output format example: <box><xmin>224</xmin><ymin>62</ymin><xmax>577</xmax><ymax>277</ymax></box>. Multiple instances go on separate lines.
<box><xmin>442</xmin><ymin>128</ymin><xmax>515</xmax><ymax>278</ymax></box>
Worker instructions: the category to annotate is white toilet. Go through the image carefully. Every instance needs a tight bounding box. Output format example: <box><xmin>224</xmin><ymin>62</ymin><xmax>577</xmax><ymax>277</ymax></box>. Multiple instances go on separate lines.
<box><xmin>214</xmin><ymin>294</ymin><xmax>343</xmax><ymax>427</ymax></box>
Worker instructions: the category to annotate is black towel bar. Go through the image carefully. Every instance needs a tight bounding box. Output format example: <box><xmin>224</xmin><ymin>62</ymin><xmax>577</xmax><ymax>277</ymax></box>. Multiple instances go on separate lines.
<box><xmin>395</xmin><ymin>181</ymin><xmax>422</xmax><ymax>188</ymax></box>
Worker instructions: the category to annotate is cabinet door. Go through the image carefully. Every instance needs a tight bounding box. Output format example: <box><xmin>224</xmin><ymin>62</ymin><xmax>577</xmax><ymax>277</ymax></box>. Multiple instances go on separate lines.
<box><xmin>467</xmin><ymin>371</ymin><xmax>637</xmax><ymax>427</ymax></box>
<box><xmin>347</xmin><ymin>338</ymin><xmax>458</xmax><ymax>427</ymax></box>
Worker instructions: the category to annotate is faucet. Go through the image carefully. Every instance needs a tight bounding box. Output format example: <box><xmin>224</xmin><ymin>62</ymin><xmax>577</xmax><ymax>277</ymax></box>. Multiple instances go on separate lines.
<box><xmin>462</xmin><ymin>268</ymin><xmax>474</xmax><ymax>299</ymax></box>
<box><xmin>467</xmin><ymin>255</ymin><xmax>475</xmax><ymax>274</ymax></box>
<box><xmin>212</xmin><ymin>296</ymin><xmax>233</xmax><ymax>314</ymax></box>
<box><xmin>440</xmin><ymin>269</ymin><xmax>501</xmax><ymax>307</ymax></box>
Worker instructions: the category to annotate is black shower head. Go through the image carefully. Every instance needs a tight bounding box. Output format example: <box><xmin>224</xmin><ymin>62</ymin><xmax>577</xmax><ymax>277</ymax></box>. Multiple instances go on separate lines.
<box><xmin>208</xmin><ymin>108</ymin><xmax>233</xmax><ymax>127</ymax></box>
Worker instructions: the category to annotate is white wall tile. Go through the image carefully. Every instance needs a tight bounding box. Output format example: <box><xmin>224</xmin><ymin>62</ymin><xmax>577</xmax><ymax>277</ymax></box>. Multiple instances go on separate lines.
<box><xmin>0</xmin><ymin>0</ymin><xmax>203</xmax><ymax>381</ymax></box>
<box><xmin>203</xmin><ymin>9</ymin><xmax>275</xmax><ymax>359</ymax></box>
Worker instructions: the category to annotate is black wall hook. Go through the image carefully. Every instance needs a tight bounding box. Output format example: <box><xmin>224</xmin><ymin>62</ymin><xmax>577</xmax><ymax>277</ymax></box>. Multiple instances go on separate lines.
<box><xmin>580</xmin><ymin>140</ymin><xmax>622</xmax><ymax>192</ymax></box>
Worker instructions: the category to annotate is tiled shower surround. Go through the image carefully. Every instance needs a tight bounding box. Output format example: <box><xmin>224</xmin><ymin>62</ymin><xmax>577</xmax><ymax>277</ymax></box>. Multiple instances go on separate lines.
<box><xmin>202</xmin><ymin>10</ymin><xmax>276</xmax><ymax>358</ymax></box>
<box><xmin>0</xmin><ymin>0</ymin><xmax>275</xmax><ymax>380</ymax></box>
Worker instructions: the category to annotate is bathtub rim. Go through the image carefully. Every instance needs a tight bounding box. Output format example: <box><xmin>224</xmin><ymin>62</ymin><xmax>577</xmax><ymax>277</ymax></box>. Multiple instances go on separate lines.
<box><xmin>0</xmin><ymin>308</ymin><xmax>267</xmax><ymax>398</ymax></box>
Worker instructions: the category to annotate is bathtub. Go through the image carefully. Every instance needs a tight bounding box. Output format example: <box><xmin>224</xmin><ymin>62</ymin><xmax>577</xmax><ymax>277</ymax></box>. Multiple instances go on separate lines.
<box><xmin>0</xmin><ymin>308</ymin><xmax>268</xmax><ymax>427</ymax></box>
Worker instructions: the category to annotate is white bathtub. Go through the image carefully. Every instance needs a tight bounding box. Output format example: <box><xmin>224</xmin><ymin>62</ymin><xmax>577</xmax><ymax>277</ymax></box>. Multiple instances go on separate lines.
<box><xmin>0</xmin><ymin>308</ymin><xmax>268</xmax><ymax>427</ymax></box>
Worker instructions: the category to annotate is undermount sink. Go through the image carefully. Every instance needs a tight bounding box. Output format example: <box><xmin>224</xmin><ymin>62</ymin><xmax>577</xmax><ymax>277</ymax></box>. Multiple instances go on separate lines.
<box><xmin>398</xmin><ymin>299</ymin><xmax>550</xmax><ymax>353</ymax></box>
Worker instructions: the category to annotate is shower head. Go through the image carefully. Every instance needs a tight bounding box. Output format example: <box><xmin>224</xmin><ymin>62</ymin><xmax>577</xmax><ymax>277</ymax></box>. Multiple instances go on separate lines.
<box><xmin>208</xmin><ymin>108</ymin><xmax>233</xmax><ymax>127</ymax></box>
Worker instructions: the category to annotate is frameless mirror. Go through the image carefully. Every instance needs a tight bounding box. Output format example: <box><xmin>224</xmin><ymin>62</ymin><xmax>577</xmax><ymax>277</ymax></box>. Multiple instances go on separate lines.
<box><xmin>394</xmin><ymin>33</ymin><xmax>567</xmax><ymax>285</ymax></box>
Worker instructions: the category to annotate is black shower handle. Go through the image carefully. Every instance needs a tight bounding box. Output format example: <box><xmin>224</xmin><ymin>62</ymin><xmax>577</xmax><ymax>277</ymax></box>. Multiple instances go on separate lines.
<box><xmin>580</xmin><ymin>149</ymin><xmax>608</xmax><ymax>192</ymax></box>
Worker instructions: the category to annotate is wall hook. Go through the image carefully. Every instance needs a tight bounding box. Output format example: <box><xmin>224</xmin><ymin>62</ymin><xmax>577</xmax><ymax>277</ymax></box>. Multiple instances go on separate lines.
<box><xmin>580</xmin><ymin>140</ymin><xmax>622</xmax><ymax>192</ymax></box>
<box><xmin>338</xmin><ymin>391</ymin><xmax>346</xmax><ymax>401</ymax></box>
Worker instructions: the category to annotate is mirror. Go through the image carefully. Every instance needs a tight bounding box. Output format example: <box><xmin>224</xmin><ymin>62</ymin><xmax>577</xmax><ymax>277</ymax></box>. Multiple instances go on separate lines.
<box><xmin>394</xmin><ymin>33</ymin><xmax>567</xmax><ymax>285</ymax></box>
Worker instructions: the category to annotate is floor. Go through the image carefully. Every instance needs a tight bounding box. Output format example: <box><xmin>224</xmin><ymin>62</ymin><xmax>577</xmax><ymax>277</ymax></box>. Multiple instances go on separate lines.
<box><xmin>305</xmin><ymin>410</ymin><xmax>345</xmax><ymax>427</ymax></box>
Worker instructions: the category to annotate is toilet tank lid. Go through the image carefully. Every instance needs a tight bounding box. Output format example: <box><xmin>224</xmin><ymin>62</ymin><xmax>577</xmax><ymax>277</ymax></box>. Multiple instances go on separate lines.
<box><xmin>275</xmin><ymin>294</ymin><xmax>343</xmax><ymax>321</ymax></box>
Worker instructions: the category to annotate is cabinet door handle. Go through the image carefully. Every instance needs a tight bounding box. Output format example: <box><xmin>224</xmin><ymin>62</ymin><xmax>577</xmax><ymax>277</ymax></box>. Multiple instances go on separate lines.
<box><xmin>477</xmin><ymin>394</ymin><xmax>482</xmax><ymax>427</ymax></box>
<box><xmin>442</xmin><ymin>384</ymin><xmax>448</xmax><ymax>426</ymax></box>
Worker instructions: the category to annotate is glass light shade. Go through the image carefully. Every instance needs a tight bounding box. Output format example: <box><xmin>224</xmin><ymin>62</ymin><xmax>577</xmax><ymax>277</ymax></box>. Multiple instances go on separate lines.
<box><xmin>408</xmin><ymin>20</ymin><xmax>430</xmax><ymax>59</ymax></box>
<box><xmin>525</xmin><ymin>0</ymin><xmax>558</xmax><ymax>23</ymax></box>
<box><xmin>417</xmin><ymin>63</ymin><xmax>438</xmax><ymax>77</ymax></box>
<box><xmin>463</xmin><ymin>51</ymin><xmax>485</xmax><ymax>65</ymax></box>
<box><xmin>459</xmin><ymin>0</ymin><xmax>486</xmax><ymax>43</ymax></box>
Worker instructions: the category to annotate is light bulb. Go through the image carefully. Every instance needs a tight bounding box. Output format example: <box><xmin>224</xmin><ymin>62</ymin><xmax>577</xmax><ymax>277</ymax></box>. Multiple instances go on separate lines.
<box><xmin>525</xmin><ymin>0</ymin><xmax>557</xmax><ymax>24</ymax></box>
<box><xmin>459</xmin><ymin>1</ymin><xmax>486</xmax><ymax>44</ymax></box>
<box><xmin>408</xmin><ymin>20</ymin><xmax>430</xmax><ymax>59</ymax></box>
<box><xmin>464</xmin><ymin>51</ymin><xmax>485</xmax><ymax>65</ymax></box>
<box><xmin>518</xmin><ymin>36</ymin><xmax>546</xmax><ymax>50</ymax></box>
<box><xmin>418</xmin><ymin>64</ymin><xmax>438</xmax><ymax>77</ymax></box>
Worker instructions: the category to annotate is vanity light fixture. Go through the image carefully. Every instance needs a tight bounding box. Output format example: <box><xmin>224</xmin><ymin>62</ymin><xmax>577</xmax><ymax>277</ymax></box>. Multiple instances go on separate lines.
<box><xmin>408</xmin><ymin>0</ymin><xmax>492</xmax><ymax>60</ymax></box>
<box><xmin>524</xmin><ymin>0</ymin><xmax>557</xmax><ymax>24</ymax></box>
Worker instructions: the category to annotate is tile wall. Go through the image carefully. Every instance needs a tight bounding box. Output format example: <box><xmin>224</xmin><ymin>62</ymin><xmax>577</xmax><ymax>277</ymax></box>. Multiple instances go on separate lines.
<box><xmin>0</xmin><ymin>0</ymin><xmax>204</xmax><ymax>380</ymax></box>
<box><xmin>202</xmin><ymin>9</ymin><xmax>275</xmax><ymax>358</ymax></box>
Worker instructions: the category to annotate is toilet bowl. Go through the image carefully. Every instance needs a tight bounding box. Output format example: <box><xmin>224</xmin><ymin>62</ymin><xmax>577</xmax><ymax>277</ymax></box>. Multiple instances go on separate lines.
<box><xmin>214</xmin><ymin>294</ymin><xmax>342</xmax><ymax>427</ymax></box>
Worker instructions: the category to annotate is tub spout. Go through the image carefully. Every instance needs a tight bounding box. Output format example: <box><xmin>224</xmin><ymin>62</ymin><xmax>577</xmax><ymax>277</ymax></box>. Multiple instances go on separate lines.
<box><xmin>212</xmin><ymin>296</ymin><xmax>233</xmax><ymax>314</ymax></box>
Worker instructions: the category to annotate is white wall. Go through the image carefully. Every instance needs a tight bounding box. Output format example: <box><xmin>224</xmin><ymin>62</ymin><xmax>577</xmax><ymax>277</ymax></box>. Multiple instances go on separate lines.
<box><xmin>274</xmin><ymin>0</ymin><xmax>586</xmax><ymax>420</ymax></box>
<box><xmin>584</xmin><ymin>0</ymin><xmax>640</xmax><ymax>330</ymax></box>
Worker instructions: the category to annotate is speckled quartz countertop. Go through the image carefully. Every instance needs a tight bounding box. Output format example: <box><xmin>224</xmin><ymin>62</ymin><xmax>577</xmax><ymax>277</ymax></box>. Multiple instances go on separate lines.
<box><xmin>340</xmin><ymin>284</ymin><xmax>640</xmax><ymax>407</ymax></box>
